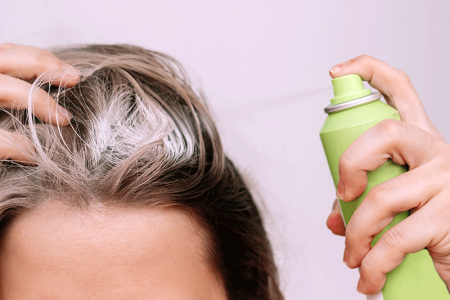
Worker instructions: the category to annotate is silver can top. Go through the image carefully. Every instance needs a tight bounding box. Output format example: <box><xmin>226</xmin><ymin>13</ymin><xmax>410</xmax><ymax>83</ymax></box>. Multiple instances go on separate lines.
<box><xmin>324</xmin><ymin>91</ymin><xmax>381</xmax><ymax>114</ymax></box>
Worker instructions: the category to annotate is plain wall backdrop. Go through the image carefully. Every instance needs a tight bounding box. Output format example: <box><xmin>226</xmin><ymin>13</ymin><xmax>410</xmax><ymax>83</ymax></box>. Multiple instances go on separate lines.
<box><xmin>1</xmin><ymin>1</ymin><xmax>449</xmax><ymax>299</ymax></box>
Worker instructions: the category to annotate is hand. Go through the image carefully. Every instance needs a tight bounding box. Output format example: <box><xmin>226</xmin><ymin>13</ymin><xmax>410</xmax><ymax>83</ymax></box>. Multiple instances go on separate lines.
<box><xmin>326</xmin><ymin>55</ymin><xmax>444</xmax><ymax>236</ymax></box>
<box><xmin>0</xmin><ymin>43</ymin><xmax>79</xmax><ymax>163</ymax></box>
<box><xmin>325</xmin><ymin>55</ymin><xmax>450</xmax><ymax>294</ymax></box>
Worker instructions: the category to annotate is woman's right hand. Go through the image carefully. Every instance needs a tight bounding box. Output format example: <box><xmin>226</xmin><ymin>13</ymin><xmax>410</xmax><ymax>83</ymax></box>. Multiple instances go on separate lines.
<box><xmin>325</xmin><ymin>55</ymin><xmax>450</xmax><ymax>295</ymax></box>
<box><xmin>326</xmin><ymin>55</ymin><xmax>445</xmax><ymax>237</ymax></box>
<box><xmin>0</xmin><ymin>43</ymin><xmax>79</xmax><ymax>163</ymax></box>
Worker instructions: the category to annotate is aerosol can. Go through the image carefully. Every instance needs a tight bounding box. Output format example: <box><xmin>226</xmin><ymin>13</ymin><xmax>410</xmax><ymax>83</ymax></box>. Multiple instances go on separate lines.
<box><xmin>320</xmin><ymin>74</ymin><xmax>449</xmax><ymax>300</ymax></box>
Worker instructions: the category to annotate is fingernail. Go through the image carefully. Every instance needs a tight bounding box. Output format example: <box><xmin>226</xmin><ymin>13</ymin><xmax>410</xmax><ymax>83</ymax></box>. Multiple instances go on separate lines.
<box><xmin>336</xmin><ymin>181</ymin><xmax>345</xmax><ymax>200</ymax></box>
<box><xmin>357</xmin><ymin>279</ymin><xmax>364</xmax><ymax>294</ymax></box>
<box><xmin>57</xmin><ymin>105</ymin><xmax>72</xmax><ymax>122</ymax></box>
<box><xmin>330</xmin><ymin>60</ymin><xmax>351</xmax><ymax>73</ymax></box>
<box><xmin>343</xmin><ymin>248</ymin><xmax>350</xmax><ymax>266</ymax></box>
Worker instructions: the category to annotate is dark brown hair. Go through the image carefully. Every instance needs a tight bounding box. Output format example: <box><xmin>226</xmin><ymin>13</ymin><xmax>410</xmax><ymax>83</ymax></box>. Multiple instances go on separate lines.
<box><xmin>0</xmin><ymin>44</ymin><xmax>284</xmax><ymax>300</ymax></box>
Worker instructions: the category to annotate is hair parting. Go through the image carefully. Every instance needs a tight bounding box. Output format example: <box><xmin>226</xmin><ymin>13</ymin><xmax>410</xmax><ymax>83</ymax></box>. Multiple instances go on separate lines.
<box><xmin>0</xmin><ymin>44</ymin><xmax>284</xmax><ymax>300</ymax></box>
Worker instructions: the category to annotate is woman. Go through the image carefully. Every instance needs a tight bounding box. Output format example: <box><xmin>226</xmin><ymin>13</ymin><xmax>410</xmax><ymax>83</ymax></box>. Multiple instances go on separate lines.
<box><xmin>0</xmin><ymin>44</ymin><xmax>283</xmax><ymax>299</ymax></box>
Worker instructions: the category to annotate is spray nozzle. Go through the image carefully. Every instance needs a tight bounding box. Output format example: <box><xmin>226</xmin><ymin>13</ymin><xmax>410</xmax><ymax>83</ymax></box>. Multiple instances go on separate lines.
<box><xmin>330</xmin><ymin>74</ymin><xmax>371</xmax><ymax>105</ymax></box>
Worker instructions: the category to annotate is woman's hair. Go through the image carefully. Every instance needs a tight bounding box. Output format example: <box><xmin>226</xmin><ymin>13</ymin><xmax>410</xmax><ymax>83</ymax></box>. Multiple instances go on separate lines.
<box><xmin>0</xmin><ymin>44</ymin><xmax>283</xmax><ymax>299</ymax></box>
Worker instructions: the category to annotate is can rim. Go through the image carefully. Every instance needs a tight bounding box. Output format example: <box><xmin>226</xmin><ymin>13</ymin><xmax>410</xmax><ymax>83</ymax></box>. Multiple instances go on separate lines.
<box><xmin>324</xmin><ymin>91</ymin><xmax>381</xmax><ymax>114</ymax></box>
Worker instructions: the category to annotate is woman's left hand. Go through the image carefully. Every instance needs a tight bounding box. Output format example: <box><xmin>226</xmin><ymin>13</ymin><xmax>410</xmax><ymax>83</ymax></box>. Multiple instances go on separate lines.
<box><xmin>0</xmin><ymin>43</ymin><xmax>78</xmax><ymax>163</ymax></box>
<box><xmin>325</xmin><ymin>55</ymin><xmax>450</xmax><ymax>295</ymax></box>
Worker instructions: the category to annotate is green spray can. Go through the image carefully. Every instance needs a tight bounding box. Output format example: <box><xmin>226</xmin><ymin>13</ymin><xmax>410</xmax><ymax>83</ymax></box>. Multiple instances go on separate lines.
<box><xmin>320</xmin><ymin>74</ymin><xmax>449</xmax><ymax>300</ymax></box>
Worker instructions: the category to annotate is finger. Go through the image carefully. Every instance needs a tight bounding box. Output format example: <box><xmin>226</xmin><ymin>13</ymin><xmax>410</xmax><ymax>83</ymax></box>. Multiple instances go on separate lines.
<box><xmin>356</xmin><ymin>202</ymin><xmax>438</xmax><ymax>295</ymax></box>
<box><xmin>0</xmin><ymin>74</ymin><xmax>72</xmax><ymax>125</ymax></box>
<box><xmin>0</xmin><ymin>129</ymin><xmax>34</xmax><ymax>164</ymax></box>
<box><xmin>430</xmin><ymin>252</ymin><xmax>450</xmax><ymax>291</ymax></box>
<box><xmin>327</xmin><ymin>199</ymin><xmax>346</xmax><ymax>236</ymax></box>
<box><xmin>336</xmin><ymin>119</ymin><xmax>439</xmax><ymax>201</ymax></box>
<box><xmin>0</xmin><ymin>43</ymin><xmax>80</xmax><ymax>87</ymax></box>
<box><xmin>344</xmin><ymin>166</ymin><xmax>440</xmax><ymax>268</ymax></box>
<box><xmin>329</xmin><ymin>55</ymin><xmax>443</xmax><ymax>141</ymax></box>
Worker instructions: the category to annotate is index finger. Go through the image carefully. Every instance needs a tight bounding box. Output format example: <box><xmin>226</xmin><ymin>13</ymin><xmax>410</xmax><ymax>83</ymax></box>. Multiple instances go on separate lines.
<box><xmin>337</xmin><ymin>119</ymin><xmax>438</xmax><ymax>202</ymax></box>
<box><xmin>329</xmin><ymin>55</ymin><xmax>443</xmax><ymax>141</ymax></box>
<box><xmin>344</xmin><ymin>166</ymin><xmax>439</xmax><ymax>270</ymax></box>
<box><xmin>0</xmin><ymin>43</ymin><xmax>80</xmax><ymax>87</ymax></box>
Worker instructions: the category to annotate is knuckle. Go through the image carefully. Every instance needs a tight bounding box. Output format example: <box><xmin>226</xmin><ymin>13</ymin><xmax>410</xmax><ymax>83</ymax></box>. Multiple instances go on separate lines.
<box><xmin>395</xmin><ymin>70</ymin><xmax>411</xmax><ymax>83</ymax></box>
<box><xmin>338</xmin><ymin>152</ymin><xmax>353</xmax><ymax>174</ymax></box>
<box><xmin>344</xmin><ymin>224</ymin><xmax>358</xmax><ymax>247</ymax></box>
<box><xmin>360</xmin><ymin>257</ymin><xmax>376</xmax><ymax>276</ymax></box>
<box><xmin>34</xmin><ymin>50</ymin><xmax>60</xmax><ymax>70</ymax></box>
<box><xmin>382</xmin><ymin>227</ymin><xmax>404</xmax><ymax>251</ymax></box>
<box><xmin>34</xmin><ymin>50</ymin><xmax>50</xmax><ymax>63</ymax></box>
<box><xmin>353</xmin><ymin>55</ymin><xmax>376</xmax><ymax>70</ymax></box>
<box><xmin>375</xmin><ymin>119</ymin><xmax>404</xmax><ymax>140</ymax></box>
<box><xmin>355</xmin><ymin>54</ymin><xmax>374</xmax><ymax>63</ymax></box>
<box><xmin>367</xmin><ymin>185</ymin><xmax>389</xmax><ymax>208</ymax></box>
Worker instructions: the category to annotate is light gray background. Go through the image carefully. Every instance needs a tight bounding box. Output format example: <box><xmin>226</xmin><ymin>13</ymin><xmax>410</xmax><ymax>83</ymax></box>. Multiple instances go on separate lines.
<box><xmin>1</xmin><ymin>1</ymin><xmax>449</xmax><ymax>299</ymax></box>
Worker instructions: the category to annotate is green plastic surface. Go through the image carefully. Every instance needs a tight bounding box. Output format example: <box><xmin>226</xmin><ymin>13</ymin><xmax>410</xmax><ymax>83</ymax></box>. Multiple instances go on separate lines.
<box><xmin>330</xmin><ymin>74</ymin><xmax>371</xmax><ymax>105</ymax></box>
<box><xmin>320</xmin><ymin>77</ymin><xmax>449</xmax><ymax>299</ymax></box>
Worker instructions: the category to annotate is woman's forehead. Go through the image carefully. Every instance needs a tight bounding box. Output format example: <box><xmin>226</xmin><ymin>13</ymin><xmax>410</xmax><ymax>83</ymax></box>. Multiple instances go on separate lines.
<box><xmin>0</xmin><ymin>200</ymin><xmax>226</xmax><ymax>299</ymax></box>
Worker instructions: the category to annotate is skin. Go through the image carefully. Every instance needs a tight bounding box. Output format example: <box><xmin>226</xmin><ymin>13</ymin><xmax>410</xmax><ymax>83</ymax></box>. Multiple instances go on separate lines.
<box><xmin>0</xmin><ymin>44</ymin><xmax>227</xmax><ymax>299</ymax></box>
<box><xmin>6</xmin><ymin>43</ymin><xmax>450</xmax><ymax>297</ymax></box>
<box><xmin>0</xmin><ymin>200</ymin><xmax>227</xmax><ymax>299</ymax></box>
<box><xmin>0</xmin><ymin>43</ymin><xmax>76</xmax><ymax>163</ymax></box>
<box><xmin>326</xmin><ymin>55</ymin><xmax>450</xmax><ymax>295</ymax></box>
